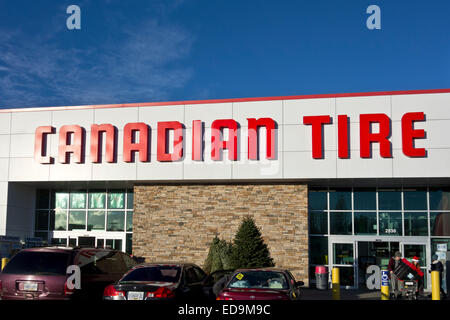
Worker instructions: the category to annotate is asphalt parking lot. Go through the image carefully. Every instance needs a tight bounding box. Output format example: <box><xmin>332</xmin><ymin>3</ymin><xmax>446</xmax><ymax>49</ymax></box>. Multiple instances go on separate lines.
<box><xmin>301</xmin><ymin>288</ymin><xmax>447</xmax><ymax>300</ymax></box>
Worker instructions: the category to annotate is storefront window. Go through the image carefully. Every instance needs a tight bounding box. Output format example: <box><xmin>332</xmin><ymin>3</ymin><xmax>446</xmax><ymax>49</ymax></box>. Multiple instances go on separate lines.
<box><xmin>329</xmin><ymin>189</ymin><xmax>351</xmax><ymax>210</ymax></box>
<box><xmin>404</xmin><ymin>212</ymin><xmax>428</xmax><ymax>236</ymax></box>
<box><xmin>378</xmin><ymin>212</ymin><xmax>402</xmax><ymax>236</ymax></box>
<box><xmin>353</xmin><ymin>189</ymin><xmax>376</xmax><ymax>210</ymax></box>
<box><xmin>310</xmin><ymin>211</ymin><xmax>327</xmax><ymax>234</ymax></box>
<box><xmin>70</xmin><ymin>192</ymin><xmax>86</xmax><ymax>209</ymax></box>
<box><xmin>354</xmin><ymin>212</ymin><xmax>377</xmax><ymax>235</ymax></box>
<box><xmin>126</xmin><ymin>211</ymin><xmax>133</xmax><ymax>232</ymax></box>
<box><xmin>69</xmin><ymin>210</ymin><xmax>86</xmax><ymax>230</ymax></box>
<box><xmin>430</xmin><ymin>212</ymin><xmax>450</xmax><ymax>236</ymax></box>
<box><xmin>87</xmin><ymin>211</ymin><xmax>106</xmax><ymax>231</ymax></box>
<box><xmin>378</xmin><ymin>190</ymin><xmax>401</xmax><ymax>210</ymax></box>
<box><xmin>309</xmin><ymin>237</ymin><xmax>328</xmax><ymax>265</ymax></box>
<box><xmin>127</xmin><ymin>191</ymin><xmax>134</xmax><ymax>210</ymax></box>
<box><xmin>126</xmin><ymin>234</ymin><xmax>133</xmax><ymax>254</ymax></box>
<box><xmin>51</xmin><ymin>238</ymin><xmax>67</xmax><ymax>246</ymax></box>
<box><xmin>54</xmin><ymin>192</ymin><xmax>69</xmax><ymax>209</ymax></box>
<box><xmin>330</xmin><ymin>212</ymin><xmax>352</xmax><ymax>235</ymax></box>
<box><xmin>36</xmin><ymin>190</ymin><xmax>49</xmax><ymax>209</ymax></box>
<box><xmin>107</xmin><ymin>211</ymin><xmax>125</xmax><ymax>231</ymax></box>
<box><xmin>35</xmin><ymin>210</ymin><xmax>48</xmax><ymax>230</ymax></box>
<box><xmin>308</xmin><ymin>191</ymin><xmax>327</xmax><ymax>211</ymax></box>
<box><xmin>429</xmin><ymin>188</ymin><xmax>450</xmax><ymax>210</ymax></box>
<box><xmin>50</xmin><ymin>209</ymin><xmax>67</xmax><ymax>231</ymax></box>
<box><xmin>403</xmin><ymin>189</ymin><xmax>427</xmax><ymax>210</ymax></box>
<box><xmin>34</xmin><ymin>232</ymin><xmax>48</xmax><ymax>243</ymax></box>
<box><xmin>109</xmin><ymin>191</ymin><xmax>125</xmax><ymax>209</ymax></box>
<box><xmin>89</xmin><ymin>191</ymin><xmax>106</xmax><ymax>209</ymax></box>
<box><xmin>431</xmin><ymin>239</ymin><xmax>450</xmax><ymax>260</ymax></box>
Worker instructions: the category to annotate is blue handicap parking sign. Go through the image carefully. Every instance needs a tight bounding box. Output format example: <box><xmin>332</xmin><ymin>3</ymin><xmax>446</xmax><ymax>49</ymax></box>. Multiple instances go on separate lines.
<box><xmin>381</xmin><ymin>270</ymin><xmax>389</xmax><ymax>286</ymax></box>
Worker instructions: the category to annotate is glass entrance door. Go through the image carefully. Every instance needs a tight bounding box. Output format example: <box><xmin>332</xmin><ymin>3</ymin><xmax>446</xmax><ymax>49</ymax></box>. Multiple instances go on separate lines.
<box><xmin>401</xmin><ymin>242</ymin><xmax>429</xmax><ymax>290</ymax></box>
<box><xmin>331</xmin><ymin>242</ymin><xmax>356</xmax><ymax>288</ymax></box>
<box><xmin>78</xmin><ymin>236</ymin><xmax>95</xmax><ymax>247</ymax></box>
<box><xmin>357</xmin><ymin>241</ymin><xmax>399</xmax><ymax>288</ymax></box>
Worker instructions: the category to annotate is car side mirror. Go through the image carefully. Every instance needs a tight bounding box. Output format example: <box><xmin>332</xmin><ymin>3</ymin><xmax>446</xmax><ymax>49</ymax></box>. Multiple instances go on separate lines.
<box><xmin>295</xmin><ymin>281</ymin><xmax>304</xmax><ymax>287</ymax></box>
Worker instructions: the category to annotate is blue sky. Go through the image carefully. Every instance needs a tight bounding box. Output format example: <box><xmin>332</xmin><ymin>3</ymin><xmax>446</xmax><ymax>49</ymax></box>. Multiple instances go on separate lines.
<box><xmin>0</xmin><ymin>0</ymin><xmax>449</xmax><ymax>108</ymax></box>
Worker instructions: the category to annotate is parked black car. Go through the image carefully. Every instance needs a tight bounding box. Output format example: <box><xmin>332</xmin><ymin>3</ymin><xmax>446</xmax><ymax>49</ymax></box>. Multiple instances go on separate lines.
<box><xmin>103</xmin><ymin>262</ymin><xmax>208</xmax><ymax>301</ymax></box>
<box><xmin>0</xmin><ymin>246</ymin><xmax>137</xmax><ymax>300</ymax></box>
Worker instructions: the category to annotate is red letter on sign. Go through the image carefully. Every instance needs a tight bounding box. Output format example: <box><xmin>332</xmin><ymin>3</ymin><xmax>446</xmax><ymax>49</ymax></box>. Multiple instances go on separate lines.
<box><xmin>157</xmin><ymin>121</ymin><xmax>184</xmax><ymax>162</ymax></box>
<box><xmin>192</xmin><ymin>120</ymin><xmax>203</xmax><ymax>161</ymax></box>
<box><xmin>123</xmin><ymin>122</ymin><xmax>149</xmax><ymax>162</ymax></box>
<box><xmin>402</xmin><ymin>112</ymin><xmax>426</xmax><ymax>157</ymax></box>
<box><xmin>34</xmin><ymin>126</ymin><xmax>55</xmax><ymax>164</ymax></box>
<box><xmin>360</xmin><ymin>113</ymin><xmax>392</xmax><ymax>158</ymax></box>
<box><xmin>303</xmin><ymin>115</ymin><xmax>332</xmax><ymax>159</ymax></box>
<box><xmin>338</xmin><ymin>115</ymin><xmax>349</xmax><ymax>159</ymax></box>
<box><xmin>211</xmin><ymin>119</ymin><xmax>238</xmax><ymax>161</ymax></box>
<box><xmin>58</xmin><ymin>125</ymin><xmax>84</xmax><ymax>163</ymax></box>
<box><xmin>247</xmin><ymin>118</ymin><xmax>276</xmax><ymax>160</ymax></box>
<box><xmin>91</xmin><ymin>124</ymin><xmax>116</xmax><ymax>163</ymax></box>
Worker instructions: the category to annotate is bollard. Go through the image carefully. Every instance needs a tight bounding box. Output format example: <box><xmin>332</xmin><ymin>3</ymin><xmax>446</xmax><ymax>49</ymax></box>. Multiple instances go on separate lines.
<box><xmin>381</xmin><ymin>269</ymin><xmax>389</xmax><ymax>300</ymax></box>
<box><xmin>332</xmin><ymin>267</ymin><xmax>340</xmax><ymax>300</ymax></box>
<box><xmin>431</xmin><ymin>271</ymin><xmax>441</xmax><ymax>300</ymax></box>
<box><xmin>1</xmin><ymin>257</ymin><xmax>9</xmax><ymax>271</ymax></box>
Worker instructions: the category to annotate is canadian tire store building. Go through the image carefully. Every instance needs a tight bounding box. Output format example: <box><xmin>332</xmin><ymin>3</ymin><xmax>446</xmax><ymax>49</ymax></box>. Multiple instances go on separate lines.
<box><xmin>1</xmin><ymin>89</ymin><xmax>450</xmax><ymax>290</ymax></box>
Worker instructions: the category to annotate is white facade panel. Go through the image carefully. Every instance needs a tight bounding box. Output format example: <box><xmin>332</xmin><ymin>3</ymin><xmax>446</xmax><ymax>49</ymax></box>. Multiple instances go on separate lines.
<box><xmin>185</xmin><ymin>103</ymin><xmax>232</xmax><ymax>128</ymax></box>
<box><xmin>52</xmin><ymin>109</ymin><xmax>95</xmax><ymax>129</ymax></box>
<box><xmin>11</xmin><ymin>111</ymin><xmax>52</xmax><ymax>134</ymax></box>
<box><xmin>0</xmin><ymin>134</ymin><xmax>10</xmax><ymax>158</ymax></box>
<box><xmin>138</xmin><ymin>105</ymin><xmax>184</xmax><ymax>129</ymax></box>
<box><xmin>283</xmin><ymin>151</ymin><xmax>337</xmax><ymax>179</ymax></box>
<box><xmin>283</xmin><ymin>123</ymin><xmax>336</xmax><ymax>152</ymax></box>
<box><xmin>393</xmin><ymin>148</ymin><xmax>450</xmax><ymax>178</ymax></box>
<box><xmin>391</xmin><ymin>93</ymin><xmax>450</xmax><ymax>121</ymax></box>
<box><xmin>0</xmin><ymin>113</ymin><xmax>11</xmax><ymax>135</ymax></box>
<box><xmin>232</xmin><ymin>152</ymin><xmax>283</xmax><ymax>179</ymax></box>
<box><xmin>183</xmin><ymin>160</ymin><xmax>232</xmax><ymax>180</ymax></box>
<box><xmin>336</xmin><ymin>147</ymin><xmax>393</xmax><ymax>178</ymax></box>
<box><xmin>0</xmin><ymin>205</ymin><xmax>7</xmax><ymax>235</ymax></box>
<box><xmin>233</xmin><ymin>100</ymin><xmax>283</xmax><ymax>126</ymax></box>
<box><xmin>94</xmin><ymin>107</ymin><xmax>139</xmax><ymax>128</ymax></box>
<box><xmin>137</xmin><ymin>157</ymin><xmax>183</xmax><ymax>180</ymax></box>
<box><xmin>49</xmin><ymin>161</ymin><xmax>92</xmax><ymax>181</ymax></box>
<box><xmin>283</xmin><ymin>98</ymin><xmax>335</xmax><ymax>125</ymax></box>
<box><xmin>336</xmin><ymin>95</ymin><xmax>391</xmax><ymax>122</ymax></box>
<box><xmin>9</xmin><ymin>134</ymin><xmax>35</xmax><ymax>158</ymax></box>
<box><xmin>0</xmin><ymin>182</ymin><xmax>8</xmax><ymax>206</ymax></box>
<box><xmin>0</xmin><ymin>158</ymin><xmax>9</xmax><ymax>181</ymax></box>
<box><xmin>8</xmin><ymin>158</ymin><xmax>47</xmax><ymax>181</ymax></box>
<box><xmin>91</xmin><ymin>154</ymin><xmax>137</xmax><ymax>180</ymax></box>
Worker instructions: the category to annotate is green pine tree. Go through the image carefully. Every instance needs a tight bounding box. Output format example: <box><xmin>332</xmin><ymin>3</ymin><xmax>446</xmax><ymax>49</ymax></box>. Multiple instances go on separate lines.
<box><xmin>204</xmin><ymin>236</ymin><xmax>234</xmax><ymax>274</ymax></box>
<box><xmin>230</xmin><ymin>216</ymin><xmax>275</xmax><ymax>269</ymax></box>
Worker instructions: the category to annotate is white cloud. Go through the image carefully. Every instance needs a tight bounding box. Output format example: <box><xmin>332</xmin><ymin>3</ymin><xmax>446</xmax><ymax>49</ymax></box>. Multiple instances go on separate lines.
<box><xmin>0</xmin><ymin>18</ymin><xmax>194</xmax><ymax>108</ymax></box>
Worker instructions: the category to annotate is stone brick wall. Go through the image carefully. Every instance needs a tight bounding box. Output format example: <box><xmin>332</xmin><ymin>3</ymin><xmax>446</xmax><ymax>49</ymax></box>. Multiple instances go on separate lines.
<box><xmin>132</xmin><ymin>183</ymin><xmax>309</xmax><ymax>286</ymax></box>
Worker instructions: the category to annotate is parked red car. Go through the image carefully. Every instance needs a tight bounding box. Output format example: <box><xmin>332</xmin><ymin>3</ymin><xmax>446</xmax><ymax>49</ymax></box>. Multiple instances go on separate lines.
<box><xmin>0</xmin><ymin>246</ymin><xmax>136</xmax><ymax>300</ymax></box>
<box><xmin>216</xmin><ymin>268</ymin><xmax>303</xmax><ymax>300</ymax></box>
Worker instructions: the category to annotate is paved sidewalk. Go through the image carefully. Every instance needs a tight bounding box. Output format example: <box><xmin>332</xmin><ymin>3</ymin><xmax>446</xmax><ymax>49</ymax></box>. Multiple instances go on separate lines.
<box><xmin>301</xmin><ymin>288</ymin><xmax>445</xmax><ymax>300</ymax></box>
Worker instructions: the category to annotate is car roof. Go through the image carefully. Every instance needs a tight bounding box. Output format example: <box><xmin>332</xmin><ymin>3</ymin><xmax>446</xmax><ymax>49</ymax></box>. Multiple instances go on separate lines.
<box><xmin>132</xmin><ymin>262</ymin><xmax>198</xmax><ymax>268</ymax></box>
<box><xmin>233</xmin><ymin>268</ymin><xmax>289</xmax><ymax>273</ymax></box>
<box><xmin>20</xmin><ymin>246</ymin><xmax>119</xmax><ymax>253</ymax></box>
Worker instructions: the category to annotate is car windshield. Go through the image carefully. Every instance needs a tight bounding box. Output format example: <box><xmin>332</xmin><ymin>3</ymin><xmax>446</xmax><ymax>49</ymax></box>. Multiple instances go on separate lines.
<box><xmin>121</xmin><ymin>266</ymin><xmax>181</xmax><ymax>283</ymax></box>
<box><xmin>1</xmin><ymin>251</ymin><xmax>70</xmax><ymax>276</ymax></box>
<box><xmin>227</xmin><ymin>271</ymin><xmax>289</xmax><ymax>290</ymax></box>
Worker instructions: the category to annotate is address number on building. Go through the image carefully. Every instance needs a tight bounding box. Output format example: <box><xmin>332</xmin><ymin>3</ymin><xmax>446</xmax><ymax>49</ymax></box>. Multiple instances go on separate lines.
<box><xmin>384</xmin><ymin>229</ymin><xmax>397</xmax><ymax>234</ymax></box>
